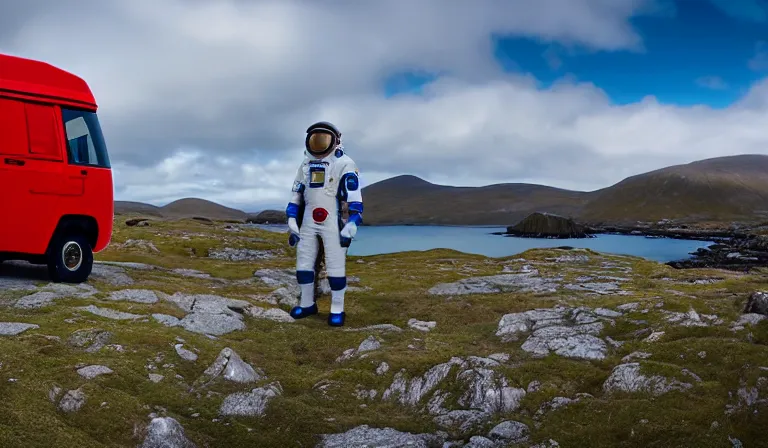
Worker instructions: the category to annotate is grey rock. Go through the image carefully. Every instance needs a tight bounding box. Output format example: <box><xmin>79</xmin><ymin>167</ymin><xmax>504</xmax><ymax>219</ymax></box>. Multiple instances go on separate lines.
<box><xmin>48</xmin><ymin>385</ymin><xmax>62</xmax><ymax>403</ymax></box>
<box><xmin>202</xmin><ymin>347</ymin><xmax>265</xmax><ymax>383</ymax></box>
<box><xmin>165</xmin><ymin>293</ymin><xmax>248</xmax><ymax>336</ymax></box>
<box><xmin>0</xmin><ymin>322</ymin><xmax>39</xmax><ymax>336</ymax></box>
<box><xmin>140</xmin><ymin>416</ymin><xmax>197</xmax><ymax>448</ymax></box>
<box><xmin>153</xmin><ymin>314</ymin><xmax>181</xmax><ymax>327</ymax></box>
<box><xmin>175</xmin><ymin>344</ymin><xmax>198</xmax><ymax>362</ymax></box>
<box><xmin>488</xmin><ymin>420</ymin><xmax>529</xmax><ymax>443</ymax></box>
<box><xmin>148</xmin><ymin>374</ymin><xmax>164</xmax><ymax>383</ymax></box>
<box><xmin>318</xmin><ymin>425</ymin><xmax>447</xmax><ymax>448</ymax></box>
<box><xmin>433</xmin><ymin>409</ymin><xmax>490</xmax><ymax>433</ymax></box>
<box><xmin>89</xmin><ymin>263</ymin><xmax>134</xmax><ymax>286</ymax></box>
<box><xmin>78</xmin><ymin>305</ymin><xmax>144</xmax><ymax>320</ymax></box>
<box><xmin>376</xmin><ymin>362</ymin><xmax>390</xmax><ymax>376</ymax></box>
<box><xmin>107</xmin><ymin>289</ymin><xmax>158</xmax><ymax>304</ymax></box>
<box><xmin>497</xmin><ymin>306</ymin><xmax>611</xmax><ymax>360</ymax></box>
<box><xmin>456</xmin><ymin>365</ymin><xmax>525</xmax><ymax>413</ymax></box>
<box><xmin>15</xmin><ymin>292</ymin><xmax>60</xmax><ymax>309</ymax></box>
<box><xmin>58</xmin><ymin>388</ymin><xmax>86</xmax><ymax>412</ymax></box>
<box><xmin>465</xmin><ymin>436</ymin><xmax>496</xmax><ymax>448</ymax></box>
<box><xmin>179</xmin><ymin>311</ymin><xmax>245</xmax><ymax>336</ymax></box>
<box><xmin>565</xmin><ymin>282</ymin><xmax>628</xmax><ymax>295</ymax></box>
<box><xmin>358</xmin><ymin>336</ymin><xmax>381</xmax><ymax>353</ymax></box>
<box><xmin>77</xmin><ymin>365</ymin><xmax>113</xmax><ymax>379</ymax></box>
<box><xmin>663</xmin><ymin>307</ymin><xmax>707</xmax><ymax>327</ymax></box>
<box><xmin>208</xmin><ymin>247</ymin><xmax>275</xmax><ymax>262</ymax></box>
<box><xmin>616</xmin><ymin>302</ymin><xmax>640</xmax><ymax>311</ymax></box>
<box><xmin>247</xmin><ymin>306</ymin><xmax>295</xmax><ymax>323</ymax></box>
<box><xmin>745</xmin><ymin>291</ymin><xmax>768</xmax><ymax>316</ymax></box>
<box><xmin>67</xmin><ymin>328</ymin><xmax>112</xmax><ymax>352</ymax></box>
<box><xmin>487</xmin><ymin>353</ymin><xmax>509</xmax><ymax>363</ymax></box>
<box><xmin>622</xmin><ymin>351</ymin><xmax>652</xmax><ymax>362</ymax></box>
<box><xmin>603</xmin><ymin>363</ymin><xmax>693</xmax><ymax>396</ymax></box>
<box><xmin>219</xmin><ymin>382</ymin><xmax>282</xmax><ymax>417</ymax></box>
<box><xmin>171</xmin><ymin>269</ymin><xmax>210</xmax><ymax>279</ymax></box>
<box><xmin>734</xmin><ymin>313</ymin><xmax>766</xmax><ymax>327</ymax></box>
<box><xmin>428</xmin><ymin>272</ymin><xmax>559</xmax><ymax>296</ymax></box>
<box><xmin>408</xmin><ymin>319</ymin><xmax>437</xmax><ymax>332</ymax></box>
<box><xmin>253</xmin><ymin>268</ymin><xmax>300</xmax><ymax>307</ymax></box>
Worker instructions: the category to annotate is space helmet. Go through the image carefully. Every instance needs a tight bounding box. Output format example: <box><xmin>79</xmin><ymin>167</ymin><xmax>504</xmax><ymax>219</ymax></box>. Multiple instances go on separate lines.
<box><xmin>305</xmin><ymin>121</ymin><xmax>341</xmax><ymax>156</ymax></box>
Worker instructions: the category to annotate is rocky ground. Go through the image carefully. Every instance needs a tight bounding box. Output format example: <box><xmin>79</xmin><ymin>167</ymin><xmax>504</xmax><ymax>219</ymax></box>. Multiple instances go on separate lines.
<box><xmin>0</xmin><ymin>217</ymin><xmax>767</xmax><ymax>447</ymax></box>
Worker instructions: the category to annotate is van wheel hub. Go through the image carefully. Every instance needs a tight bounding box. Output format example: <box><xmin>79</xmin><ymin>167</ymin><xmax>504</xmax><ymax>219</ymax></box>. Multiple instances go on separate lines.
<box><xmin>62</xmin><ymin>241</ymin><xmax>83</xmax><ymax>271</ymax></box>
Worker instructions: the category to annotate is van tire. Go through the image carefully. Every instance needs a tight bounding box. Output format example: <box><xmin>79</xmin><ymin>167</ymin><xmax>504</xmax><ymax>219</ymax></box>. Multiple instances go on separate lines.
<box><xmin>46</xmin><ymin>233</ymin><xmax>93</xmax><ymax>283</ymax></box>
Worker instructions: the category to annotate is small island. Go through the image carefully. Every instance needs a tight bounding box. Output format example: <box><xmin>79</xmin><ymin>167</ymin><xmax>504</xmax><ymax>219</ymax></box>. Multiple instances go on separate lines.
<box><xmin>503</xmin><ymin>212</ymin><xmax>595</xmax><ymax>239</ymax></box>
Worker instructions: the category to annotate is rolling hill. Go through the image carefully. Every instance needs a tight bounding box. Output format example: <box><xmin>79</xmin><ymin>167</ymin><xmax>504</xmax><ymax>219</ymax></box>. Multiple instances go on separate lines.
<box><xmin>359</xmin><ymin>175</ymin><xmax>590</xmax><ymax>225</ymax></box>
<box><xmin>115</xmin><ymin>198</ymin><xmax>248</xmax><ymax>221</ymax></box>
<box><xmin>112</xmin><ymin>154</ymin><xmax>768</xmax><ymax>226</ymax></box>
<box><xmin>361</xmin><ymin>154</ymin><xmax>768</xmax><ymax>226</ymax></box>
<box><xmin>578</xmin><ymin>154</ymin><xmax>768</xmax><ymax>224</ymax></box>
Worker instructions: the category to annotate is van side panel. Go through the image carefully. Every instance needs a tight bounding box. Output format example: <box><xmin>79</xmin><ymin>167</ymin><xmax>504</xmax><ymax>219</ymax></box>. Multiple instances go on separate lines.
<box><xmin>0</xmin><ymin>97</ymin><xmax>28</xmax><ymax>156</ymax></box>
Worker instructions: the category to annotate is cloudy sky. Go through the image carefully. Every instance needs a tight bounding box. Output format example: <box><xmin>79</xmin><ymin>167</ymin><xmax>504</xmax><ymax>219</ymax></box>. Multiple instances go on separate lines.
<box><xmin>2</xmin><ymin>0</ymin><xmax>768</xmax><ymax>211</ymax></box>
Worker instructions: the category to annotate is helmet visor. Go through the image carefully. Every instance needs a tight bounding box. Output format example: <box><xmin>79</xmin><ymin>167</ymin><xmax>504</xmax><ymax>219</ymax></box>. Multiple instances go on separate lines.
<box><xmin>306</xmin><ymin>131</ymin><xmax>334</xmax><ymax>154</ymax></box>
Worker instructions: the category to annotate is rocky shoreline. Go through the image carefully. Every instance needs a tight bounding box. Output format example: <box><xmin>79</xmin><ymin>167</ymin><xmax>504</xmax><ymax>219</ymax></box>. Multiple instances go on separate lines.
<box><xmin>593</xmin><ymin>225</ymin><xmax>768</xmax><ymax>272</ymax></box>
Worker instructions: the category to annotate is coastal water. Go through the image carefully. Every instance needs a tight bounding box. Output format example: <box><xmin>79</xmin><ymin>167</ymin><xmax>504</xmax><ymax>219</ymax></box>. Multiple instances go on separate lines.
<box><xmin>251</xmin><ymin>224</ymin><xmax>714</xmax><ymax>262</ymax></box>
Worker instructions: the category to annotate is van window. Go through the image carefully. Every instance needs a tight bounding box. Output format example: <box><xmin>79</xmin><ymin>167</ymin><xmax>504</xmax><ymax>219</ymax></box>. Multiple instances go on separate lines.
<box><xmin>61</xmin><ymin>107</ymin><xmax>111</xmax><ymax>168</ymax></box>
<box><xmin>25</xmin><ymin>103</ymin><xmax>62</xmax><ymax>159</ymax></box>
<box><xmin>0</xmin><ymin>97</ymin><xmax>29</xmax><ymax>156</ymax></box>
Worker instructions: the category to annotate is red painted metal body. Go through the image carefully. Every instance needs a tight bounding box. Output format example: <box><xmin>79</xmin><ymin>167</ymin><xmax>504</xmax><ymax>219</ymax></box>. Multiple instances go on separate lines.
<box><xmin>0</xmin><ymin>53</ymin><xmax>113</xmax><ymax>256</ymax></box>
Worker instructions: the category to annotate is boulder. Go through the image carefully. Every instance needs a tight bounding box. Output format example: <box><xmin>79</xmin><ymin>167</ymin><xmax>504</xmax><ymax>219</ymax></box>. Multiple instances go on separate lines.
<box><xmin>506</xmin><ymin>212</ymin><xmax>592</xmax><ymax>239</ymax></box>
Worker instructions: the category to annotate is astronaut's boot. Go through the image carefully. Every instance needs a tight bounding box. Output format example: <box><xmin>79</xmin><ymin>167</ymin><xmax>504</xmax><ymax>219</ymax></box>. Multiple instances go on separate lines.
<box><xmin>327</xmin><ymin>276</ymin><xmax>347</xmax><ymax>326</ymax></box>
<box><xmin>290</xmin><ymin>270</ymin><xmax>318</xmax><ymax>319</ymax></box>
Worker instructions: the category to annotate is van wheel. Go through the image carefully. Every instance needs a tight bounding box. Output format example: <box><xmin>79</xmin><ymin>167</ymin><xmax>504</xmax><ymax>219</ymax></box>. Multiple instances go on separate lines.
<box><xmin>47</xmin><ymin>233</ymin><xmax>93</xmax><ymax>283</ymax></box>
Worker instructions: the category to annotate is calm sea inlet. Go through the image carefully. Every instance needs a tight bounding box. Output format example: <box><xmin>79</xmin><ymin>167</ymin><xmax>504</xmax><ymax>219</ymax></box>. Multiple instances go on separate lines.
<box><xmin>249</xmin><ymin>224</ymin><xmax>714</xmax><ymax>262</ymax></box>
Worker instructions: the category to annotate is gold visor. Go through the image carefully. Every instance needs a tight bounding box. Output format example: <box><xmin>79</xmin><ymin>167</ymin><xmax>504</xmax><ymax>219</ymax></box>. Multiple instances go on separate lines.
<box><xmin>307</xmin><ymin>131</ymin><xmax>333</xmax><ymax>153</ymax></box>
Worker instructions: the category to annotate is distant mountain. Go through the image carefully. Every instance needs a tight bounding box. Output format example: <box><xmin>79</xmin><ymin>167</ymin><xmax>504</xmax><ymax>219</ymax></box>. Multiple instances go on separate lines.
<box><xmin>115</xmin><ymin>198</ymin><xmax>248</xmax><ymax>221</ymax></box>
<box><xmin>113</xmin><ymin>154</ymin><xmax>768</xmax><ymax>226</ymax></box>
<box><xmin>114</xmin><ymin>201</ymin><xmax>164</xmax><ymax>217</ymax></box>
<box><xmin>360</xmin><ymin>175</ymin><xmax>590</xmax><ymax>225</ymax></box>
<box><xmin>160</xmin><ymin>198</ymin><xmax>248</xmax><ymax>221</ymax></box>
<box><xmin>578</xmin><ymin>154</ymin><xmax>768</xmax><ymax>224</ymax></box>
<box><xmin>361</xmin><ymin>155</ymin><xmax>768</xmax><ymax>226</ymax></box>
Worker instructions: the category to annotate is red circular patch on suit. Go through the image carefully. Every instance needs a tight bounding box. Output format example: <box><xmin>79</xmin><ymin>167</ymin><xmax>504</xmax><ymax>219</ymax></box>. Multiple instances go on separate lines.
<box><xmin>312</xmin><ymin>207</ymin><xmax>328</xmax><ymax>222</ymax></box>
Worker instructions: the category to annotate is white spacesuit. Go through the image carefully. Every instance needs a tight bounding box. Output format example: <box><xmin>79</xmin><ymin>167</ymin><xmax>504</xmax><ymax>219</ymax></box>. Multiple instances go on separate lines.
<box><xmin>285</xmin><ymin>121</ymin><xmax>363</xmax><ymax>326</ymax></box>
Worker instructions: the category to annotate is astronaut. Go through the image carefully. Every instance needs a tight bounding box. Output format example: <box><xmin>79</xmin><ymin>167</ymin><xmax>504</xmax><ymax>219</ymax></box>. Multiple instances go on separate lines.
<box><xmin>285</xmin><ymin>121</ymin><xmax>363</xmax><ymax>327</ymax></box>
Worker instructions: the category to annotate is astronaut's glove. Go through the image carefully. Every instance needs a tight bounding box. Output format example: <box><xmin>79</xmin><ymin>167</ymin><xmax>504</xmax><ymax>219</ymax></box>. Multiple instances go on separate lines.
<box><xmin>340</xmin><ymin>221</ymin><xmax>357</xmax><ymax>239</ymax></box>
<box><xmin>288</xmin><ymin>217</ymin><xmax>300</xmax><ymax>236</ymax></box>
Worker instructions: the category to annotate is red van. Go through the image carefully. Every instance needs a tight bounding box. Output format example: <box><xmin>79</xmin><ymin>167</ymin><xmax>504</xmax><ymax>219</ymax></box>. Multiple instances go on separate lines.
<box><xmin>0</xmin><ymin>53</ymin><xmax>113</xmax><ymax>283</ymax></box>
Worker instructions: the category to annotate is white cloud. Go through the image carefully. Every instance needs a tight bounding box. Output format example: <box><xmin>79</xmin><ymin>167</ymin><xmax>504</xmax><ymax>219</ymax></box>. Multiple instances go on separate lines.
<box><xmin>3</xmin><ymin>0</ymin><xmax>768</xmax><ymax>212</ymax></box>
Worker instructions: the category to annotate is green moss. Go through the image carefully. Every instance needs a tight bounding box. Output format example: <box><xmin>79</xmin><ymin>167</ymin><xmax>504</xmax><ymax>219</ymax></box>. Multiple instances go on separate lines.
<box><xmin>0</xmin><ymin>217</ymin><xmax>765</xmax><ymax>446</ymax></box>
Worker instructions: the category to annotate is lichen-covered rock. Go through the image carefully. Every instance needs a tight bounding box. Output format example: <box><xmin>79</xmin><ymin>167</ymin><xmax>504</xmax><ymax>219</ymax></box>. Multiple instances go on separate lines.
<box><xmin>318</xmin><ymin>425</ymin><xmax>447</xmax><ymax>448</ymax></box>
<box><xmin>67</xmin><ymin>328</ymin><xmax>113</xmax><ymax>352</ymax></box>
<box><xmin>408</xmin><ymin>318</ymin><xmax>437</xmax><ymax>332</ymax></box>
<box><xmin>219</xmin><ymin>382</ymin><xmax>282</xmax><ymax>417</ymax></box>
<box><xmin>58</xmin><ymin>388</ymin><xmax>86</xmax><ymax>413</ymax></box>
<box><xmin>89</xmin><ymin>263</ymin><xmax>136</xmax><ymax>286</ymax></box>
<box><xmin>175</xmin><ymin>344</ymin><xmax>198</xmax><ymax>362</ymax></box>
<box><xmin>744</xmin><ymin>291</ymin><xmax>768</xmax><ymax>316</ymax></box>
<box><xmin>164</xmin><ymin>293</ymin><xmax>248</xmax><ymax>336</ymax></box>
<box><xmin>496</xmin><ymin>306</ymin><xmax>613</xmax><ymax>360</ymax></box>
<box><xmin>107</xmin><ymin>289</ymin><xmax>158</xmax><ymax>304</ymax></box>
<box><xmin>140</xmin><ymin>416</ymin><xmax>197</xmax><ymax>448</ymax></box>
<box><xmin>208</xmin><ymin>247</ymin><xmax>275</xmax><ymax>262</ymax></box>
<box><xmin>603</xmin><ymin>363</ymin><xmax>693</xmax><ymax>396</ymax></box>
<box><xmin>488</xmin><ymin>420</ymin><xmax>530</xmax><ymax>443</ymax></box>
<box><xmin>78</xmin><ymin>305</ymin><xmax>144</xmax><ymax>320</ymax></box>
<box><xmin>77</xmin><ymin>365</ymin><xmax>113</xmax><ymax>380</ymax></box>
<box><xmin>246</xmin><ymin>306</ymin><xmax>295</xmax><ymax>323</ymax></box>
<box><xmin>429</xmin><ymin>271</ymin><xmax>559</xmax><ymax>296</ymax></box>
